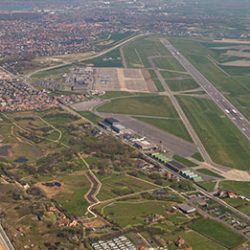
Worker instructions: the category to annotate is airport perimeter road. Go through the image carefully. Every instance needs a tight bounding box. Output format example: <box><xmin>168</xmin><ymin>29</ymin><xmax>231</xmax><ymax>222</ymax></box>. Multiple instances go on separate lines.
<box><xmin>0</xmin><ymin>224</ymin><xmax>15</xmax><ymax>250</ymax></box>
<box><xmin>161</xmin><ymin>38</ymin><xmax>250</xmax><ymax>140</ymax></box>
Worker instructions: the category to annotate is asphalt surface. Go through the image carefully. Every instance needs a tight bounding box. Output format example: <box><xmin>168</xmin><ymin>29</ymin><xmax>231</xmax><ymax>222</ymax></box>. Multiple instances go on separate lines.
<box><xmin>147</xmin><ymin>56</ymin><xmax>213</xmax><ymax>164</ymax></box>
<box><xmin>0</xmin><ymin>225</ymin><xmax>15</xmax><ymax>250</ymax></box>
<box><xmin>98</xmin><ymin>112</ymin><xmax>197</xmax><ymax>157</ymax></box>
<box><xmin>161</xmin><ymin>38</ymin><xmax>250</xmax><ymax>140</ymax></box>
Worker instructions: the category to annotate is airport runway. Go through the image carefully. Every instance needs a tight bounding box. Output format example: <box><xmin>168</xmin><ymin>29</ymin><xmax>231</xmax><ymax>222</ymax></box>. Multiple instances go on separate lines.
<box><xmin>0</xmin><ymin>225</ymin><xmax>14</xmax><ymax>250</ymax></box>
<box><xmin>161</xmin><ymin>38</ymin><xmax>250</xmax><ymax>140</ymax></box>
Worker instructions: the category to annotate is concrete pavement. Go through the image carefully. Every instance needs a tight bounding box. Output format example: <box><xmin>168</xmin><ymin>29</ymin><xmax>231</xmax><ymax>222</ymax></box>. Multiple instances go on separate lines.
<box><xmin>161</xmin><ymin>38</ymin><xmax>250</xmax><ymax>140</ymax></box>
<box><xmin>0</xmin><ymin>225</ymin><xmax>14</xmax><ymax>250</ymax></box>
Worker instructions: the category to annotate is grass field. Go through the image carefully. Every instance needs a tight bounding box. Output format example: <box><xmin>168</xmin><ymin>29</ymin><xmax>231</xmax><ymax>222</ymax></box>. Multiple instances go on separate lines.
<box><xmin>148</xmin><ymin>69</ymin><xmax>164</xmax><ymax>92</ymax></box>
<box><xmin>173</xmin><ymin>155</ymin><xmax>198</xmax><ymax>167</ymax></box>
<box><xmin>97</xmin><ymin>174</ymin><xmax>157</xmax><ymax>201</ymax></box>
<box><xmin>153</xmin><ymin>56</ymin><xmax>185</xmax><ymax>72</ymax></box>
<box><xmin>180</xmin><ymin>230</ymin><xmax>224</xmax><ymax>250</ymax></box>
<box><xmin>219</xmin><ymin>181</ymin><xmax>250</xmax><ymax>197</ymax></box>
<box><xmin>123</xmin><ymin>36</ymin><xmax>171</xmax><ymax>68</ymax></box>
<box><xmin>169</xmin><ymin>37</ymin><xmax>250</xmax><ymax>120</ymax></box>
<box><xmin>177</xmin><ymin>96</ymin><xmax>250</xmax><ymax>170</ymax></box>
<box><xmin>78</xmin><ymin>111</ymin><xmax>102</xmax><ymax>124</ymax></box>
<box><xmin>191</xmin><ymin>152</ymin><xmax>204</xmax><ymax>162</ymax></box>
<box><xmin>196</xmin><ymin>168</ymin><xmax>223</xmax><ymax>178</ymax></box>
<box><xmin>190</xmin><ymin>218</ymin><xmax>246</xmax><ymax>248</ymax></box>
<box><xmin>135</xmin><ymin>116</ymin><xmax>192</xmax><ymax>142</ymax></box>
<box><xmin>198</xmin><ymin>181</ymin><xmax>216</xmax><ymax>192</ymax></box>
<box><xmin>97</xmin><ymin>95</ymin><xmax>179</xmax><ymax>118</ymax></box>
<box><xmin>166</xmin><ymin>79</ymin><xmax>200</xmax><ymax>92</ymax></box>
<box><xmin>100</xmin><ymin>200</ymin><xmax>171</xmax><ymax>228</ymax></box>
<box><xmin>52</xmin><ymin>173</ymin><xmax>90</xmax><ymax>217</ymax></box>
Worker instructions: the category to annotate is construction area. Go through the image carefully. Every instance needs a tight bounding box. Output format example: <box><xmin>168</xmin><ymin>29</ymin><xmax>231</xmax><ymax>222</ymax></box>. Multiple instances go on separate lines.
<box><xmin>93</xmin><ymin>68</ymin><xmax>157</xmax><ymax>92</ymax></box>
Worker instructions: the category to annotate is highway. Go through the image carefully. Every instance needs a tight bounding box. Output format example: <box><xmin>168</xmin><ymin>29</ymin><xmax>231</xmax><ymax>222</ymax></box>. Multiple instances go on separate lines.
<box><xmin>0</xmin><ymin>224</ymin><xmax>15</xmax><ymax>250</ymax></box>
<box><xmin>161</xmin><ymin>39</ymin><xmax>250</xmax><ymax>140</ymax></box>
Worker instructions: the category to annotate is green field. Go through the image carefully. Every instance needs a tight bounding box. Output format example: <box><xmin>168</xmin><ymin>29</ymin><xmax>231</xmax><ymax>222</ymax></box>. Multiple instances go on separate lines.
<box><xmin>84</xmin><ymin>48</ymin><xmax>123</xmax><ymax>67</ymax></box>
<box><xmin>173</xmin><ymin>155</ymin><xmax>198</xmax><ymax>167</ymax></box>
<box><xmin>78</xmin><ymin>111</ymin><xmax>102</xmax><ymax>124</ymax></box>
<box><xmin>196</xmin><ymin>168</ymin><xmax>223</xmax><ymax>178</ymax></box>
<box><xmin>52</xmin><ymin>173</ymin><xmax>90</xmax><ymax>217</ymax></box>
<box><xmin>166</xmin><ymin>79</ymin><xmax>200</xmax><ymax>92</ymax></box>
<box><xmin>100</xmin><ymin>200</ymin><xmax>171</xmax><ymax>228</ymax></box>
<box><xmin>219</xmin><ymin>181</ymin><xmax>250</xmax><ymax>197</ymax></box>
<box><xmin>180</xmin><ymin>231</ymin><xmax>224</xmax><ymax>250</ymax></box>
<box><xmin>148</xmin><ymin>69</ymin><xmax>164</xmax><ymax>92</ymax></box>
<box><xmin>153</xmin><ymin>56</ymin><xmax>185</xmax><ymax>71</ymax></box>
<box><xmin>97</xmin><ymin>174</ymin><xmax>157</xmax><ymax>201</ymax></box>
<box><xmin>123</xmin><ymin>36</ymin><xmax>171</xmax><ymax>68</ymax></box>
<box><xmin>198</xmin><ymin>181</ymin><xmax>216</xmax><ymax>192</ymax></box>
<box><xmin>177</xmin><ymin>96</ymin><xmax>250</xmax><ymax>170</ymax></box>
<box><xmin>135</xmin><ymin>116</ymin><xmax>192</xmax><ymax>142</ymax></box>
<box><xmin>98</xmin><ymin>95</ymin><xmax>179</xmax><ymax>118</ymax></box>
<box><xmin>169</xmin><ymin>37</ymin><xmax>250</xmax><ymax>120</ymax></box>
<box><xmin>191</xmin><ymin>152</ymin><xmax>204</xmax><ymax>162</ymax></box>
<box><xmin>190</xmin><ymin>218</ymin><xmax>246</xmax><ymax>248</ymax></box>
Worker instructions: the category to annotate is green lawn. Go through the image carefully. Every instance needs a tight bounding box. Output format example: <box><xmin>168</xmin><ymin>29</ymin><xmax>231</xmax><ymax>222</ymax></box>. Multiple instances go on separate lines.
<box><xmin>190</xmin><ymin>218</ymin><xmax>246</xmax><ymax>248</ymax></box>
<box><xmin>177</xmin><ymin>96</ymin><xmax>250</xmax><ymax>170</ymax></box>
<box><xmin>148</xmin><ymin>69</ymin><xmax>165</xmax><ymax>92</ymax></box>
<box><xmin>97</xmin><ymin>174</ymin><xmax>157</xmax><ymax>201</ymax></box>
<box><xmin>191</xmin><ymin>152</ymin><xmax>204</xmax><ymax>162</ymax></box>
<box><xmin>135</xmin><ymin>116</ymin><xmax>192</xmax><ymax>142</ymax></box>
<box><xmin>196</xmin><ymin>168</ymin><xmax>223</xmax><ymax>178</ymax></box>
<box><xmin>219</xmin><ymin>181</ymin><xmax>250</xmax><ymax>197</ymax></box>
<box><xmin>98</xmin><ymin>95</ymin><xmax>179</xmax><ymax>118</ymax></box>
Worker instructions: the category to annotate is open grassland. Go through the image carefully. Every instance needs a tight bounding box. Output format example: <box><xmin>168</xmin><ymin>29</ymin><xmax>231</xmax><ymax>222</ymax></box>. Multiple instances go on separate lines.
<box><xmin>177</xmin><ymin>96</ymin><xmax>250</xmax><ymax>170</ymax></box>
<box><xmin>148</xmin><ymin>69</ymin><xmax>164</xmax><ymax>92</ymax></box>
<box><xmin>166</xmin><ymin>79</ymin><xmax>200</xmax><ymax>92</ymax></box>
<box><xmin>173</xmin><ymin>155</ymin><xmax>198</xmax><ymax>167</ymax></box>
<box><xmin>153</xmin><ymin>56</ymin><xmax>185</xmax><ymax>71</ymax></box>
<box><xmin>134</xmin><ymin>116</ymin><xmax>192</xmax><ymax>142</ymax></box>
<box><xmin>96</xmin><ymin>174</ymin><xmax>157</xmax><ymax>201</ymax></box>
<box><xmin>190</xmin><ymin>218</ymin><xmax>246</xmax><ymax>249</ymax></box>
<box><xmin>196</xmin><ymin>168</ymin><xmax>223</xmax><ymax>178</ymax></box>
<box><xmin>78</xmin><ymin>111</ymin><xmax>102</xmax><ymax>124</ymax></box>
<box><xmin>53</xmin><ymin>173</ymin><xmax>90</xmax><ymax>217</ymax></box>
<box><xmin>97</xmin><ymin>95</ymin><xmax>179</xmax><ymax>118</ymax></box>
<box><xmin>169</xmin><ymin>37</ymin><xmax>250</xmax><ymax>120</ymax></box>
<box><xmin>123</xmin><ymin>36</ymin><xmax>171</xmax><ymax>68</ymax></box>
<box><xmin>219</xmin><ymin>181</ymin><xmax>250</xmax><ymax>197</ymax></box>
<box><xmin>180</xmin><ymin>231</ymin><xmax>224</xmax><ymax>250</ymax></box>
<box><xmin>84</xmin><ymin>48</ymin><xmax>123</xmax><ymax>67</ymax></box>
<box><xmin>198</xmin><ymin>181</ymin><xmax>216</xmax><ymax>192</ymax></box>
<box><xmin>99</xmin><ymin>199</ymin><xmax>173</xmax><ymax>228</ymax></box>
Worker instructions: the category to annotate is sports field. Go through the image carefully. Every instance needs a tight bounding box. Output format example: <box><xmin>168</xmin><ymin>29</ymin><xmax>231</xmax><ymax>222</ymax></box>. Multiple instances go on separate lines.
<box><xmin>177</xmin><ymin>96</ymin><xmax>250</xmax><ymax>170</ymax></box>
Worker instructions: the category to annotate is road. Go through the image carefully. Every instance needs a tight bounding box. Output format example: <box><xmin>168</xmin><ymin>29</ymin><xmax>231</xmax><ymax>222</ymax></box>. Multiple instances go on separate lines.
<box><xmin>26</xmin><ymin>34</ymin><xmax>144</xmax><ymax>79</ymax></box>
<box><xmin>0</xmin><ymin>225</ymin><xmax>15</xmax><ymax>250</ymax></box>
<box><xmin>161</xmin><ymin>38</ymin><xmax>250</xmax><ymax>140</ymax></box>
